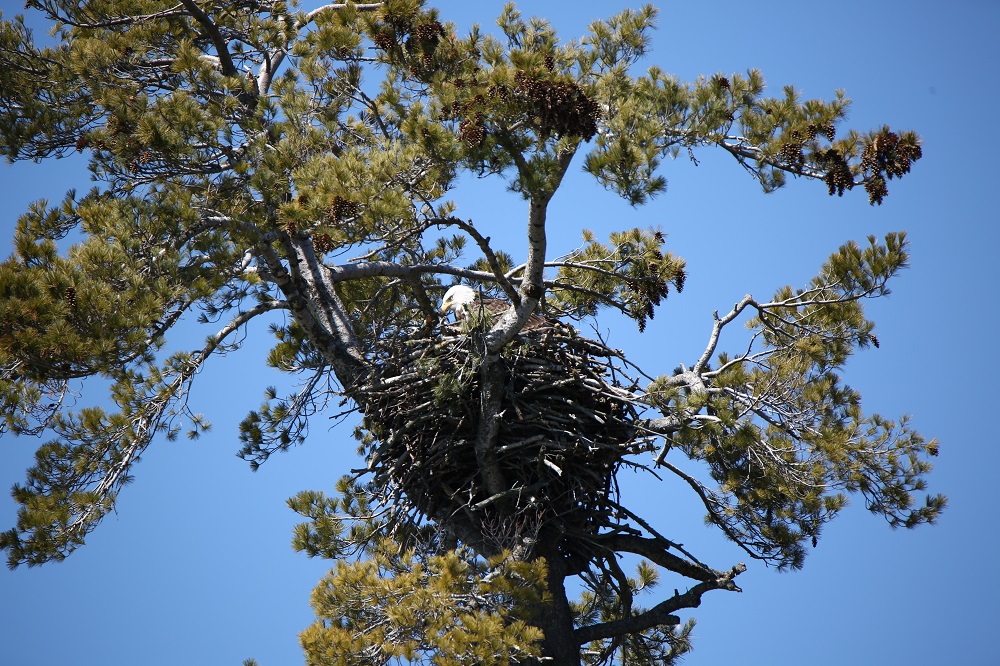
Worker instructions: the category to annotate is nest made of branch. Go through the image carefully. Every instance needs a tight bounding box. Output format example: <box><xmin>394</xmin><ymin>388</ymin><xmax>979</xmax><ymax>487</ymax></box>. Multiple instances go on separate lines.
<box><xmin>357</xmin><ymin>323</ymin><xmax>650</xmax><ymax>554</ymax></box>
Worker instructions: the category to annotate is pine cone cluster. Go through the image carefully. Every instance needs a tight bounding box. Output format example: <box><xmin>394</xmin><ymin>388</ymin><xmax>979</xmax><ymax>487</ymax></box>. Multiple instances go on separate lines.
<box><xmin>440</xmin><ymin>70</ymin><xmax>599</xmax><ymax>145</ymax></box>
<box><xmin>864</xmin><ymin>176</ymin><xmax>889</xmax><ymax>206</ymax></box>
<box><xmin>818</xmin><ymin>148</ymin><xmax>853</xmax><ymax>197</ymax></box>
<box><xmin>859</xmin><ymin>129</ymin><xmax>922</xmax><ymax>205</ymax></box>
<box><xmin>326</xmin><ymin>195</ymin><xmax>360</xmax><ymax>223</ymax></box>
<box><xmin>372</xmin><ymin>14</ymin><xmax>445</xmax><ymax>79</ymax></box>
<box><xmin>487</xmin><ymin>83</ymin><xmax>511</xmax><ymax>102</ymax></box>
<box><xmin>631</xmin><ymin>249</ymin><xmax>685</xmax><ymax>333</ymax></box>
<box><xmin>64</xmin><ymin>286</ymin><xmax>77</xmax><ymax>309</ymax></box>
<box><xmin>441</xmin><ymin>90</ymin><xmax>483</xmax><ymax>123</ymax></box>
<box><xmin>512</xmin><ymin>70</ymin><xmax>599</xmax><ymax>141</ymax></box>
<box><xmin>805</xmin><ymin>123</ymin><xmax>836</xmax><ymax>142</ymax></box>
<box><xmin>779</xmin><ymin>142</ymin><xmax>804</xmax><ymax>166</ymax></box>
<box><xmin>406</xmin><ymin>20</ymin><xmax>444</xmax><ymax>64</ymax></box>
<box><xmin>312</xmin><ymin>233</ymin><xmax>335</xmax><ymax>254</ymax></box>
<box><xmin>861</xmin><ymin>129</ymin><xmax>922</xmax><ymax>180</ymax></box>
<box><xmin>413</xmin><ymin>20</ymin><xmax>444</xmax><ymax>45</ymax></box>
<box><xmin>105</xmin><ymin>114</ymin><xmax>134</xmax><ymax>139</ymax></box>
<box><xmin>459</xmin><ymin>113</ymin><xmax>486</xmax><ymax>147</ymax></box>
<box><xmin>372</xmin><ymin>30</ymin><xmax>395</xmax><ymax>51</ymax></box>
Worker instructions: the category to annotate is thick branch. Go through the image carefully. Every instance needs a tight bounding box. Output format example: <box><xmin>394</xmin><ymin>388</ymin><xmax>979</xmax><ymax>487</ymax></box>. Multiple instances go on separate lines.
<box><xmin>573</xmin><ymin>563</ymin><xmax>745</xmax><ymax>646</ymax></box>
<box><xmin>179</xmin><ymin>0</ymin><xmax>238</xmax><ymax>77</ymax></box>
<box><xmin>601</xmin><ymin>534</ymin><xmax>719</xmax><ymax>582</ymax></box>
<box><xmin>306</xmin><ymin>3</ymin><xmax>384</xmax><ymax>21</ymax></box>
<box><xmin>475</xmin><ymin>359</ymin><xmax>510</xmax><ymax>498</ymax></box>
<box><xmin>486</xmin><ymin>149</ymin><xmax>576</xmax><ymax>353</ymax></box>
<box><xmin>258</xmin><ymin>237</ymin><xmax>368</xmax><ymax>389</ymax></box>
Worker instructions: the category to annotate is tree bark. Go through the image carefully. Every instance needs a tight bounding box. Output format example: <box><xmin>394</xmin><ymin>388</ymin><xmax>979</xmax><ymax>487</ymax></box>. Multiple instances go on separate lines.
<box><xmin>531</xmin><ymin>546</ymin><xmax>581</xmax><ymax>666</ymax></box>
<box><xmin>475</xmin><ymin>354</ymin><xmax>509</xmax><ymax>498</ymax></box>
<box><xmin>260</xmin><ymin>234</ymin><xmax>369</xmax><ymax>389</ymax></box>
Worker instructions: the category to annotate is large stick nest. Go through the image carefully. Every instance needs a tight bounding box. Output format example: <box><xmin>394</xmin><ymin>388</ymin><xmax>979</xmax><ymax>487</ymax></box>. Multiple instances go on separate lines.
<box><xmin>357</xmin><ymin>324</ymin><xmax>654</xmax><ymax>555</ymax></box>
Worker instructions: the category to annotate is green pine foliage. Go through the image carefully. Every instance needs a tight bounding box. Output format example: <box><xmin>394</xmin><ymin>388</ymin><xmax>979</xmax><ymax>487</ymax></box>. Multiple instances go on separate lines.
<box><xmin>293</xmin><ymin>484</ymin><xmax>547</xmax><ymax>666</ymax></box>
<box><xmin>0</xmin><ymin>1</ymin><xmax>941</xmax><ymax>664</ymax></box>
<box><xmin>289</xmin><ymin>480</ymin><xmax>547</xmax><ymax>665</ymax></box>
<box><xmin>649</xmin><ymin>233</ymin><xmax>943</xmax><ymax>570</ymax></box>
<box><xmin>549</xmin><ymin>227</ymin><xmax>686</xmax><ymax>331</ymax></box>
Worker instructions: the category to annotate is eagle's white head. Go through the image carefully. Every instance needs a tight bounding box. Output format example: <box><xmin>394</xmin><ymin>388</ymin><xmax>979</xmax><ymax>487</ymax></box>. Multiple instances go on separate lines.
<box><xmin>441</xmin><ymin>284</ymin><xmax>477</xmax><ymax>320</ymax></box>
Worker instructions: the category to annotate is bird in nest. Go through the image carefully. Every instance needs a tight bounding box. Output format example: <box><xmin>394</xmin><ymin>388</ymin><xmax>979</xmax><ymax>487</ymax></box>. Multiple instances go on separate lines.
<box><xmin>440</xmin><ymin>284</ymin><xmax>554</xmax><ymax>331</ymax></box>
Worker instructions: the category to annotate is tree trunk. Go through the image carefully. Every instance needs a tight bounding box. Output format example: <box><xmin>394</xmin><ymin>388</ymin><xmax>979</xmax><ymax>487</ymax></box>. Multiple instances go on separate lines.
<box><xmin>530</xmin><ymin>545</ymin><xmax>581</xmax><ymax>666</ymax></box>
<box><xmin>475</xmin><ymin>354</ymin><xmax>509</xmax><ymax>498</ymax></box>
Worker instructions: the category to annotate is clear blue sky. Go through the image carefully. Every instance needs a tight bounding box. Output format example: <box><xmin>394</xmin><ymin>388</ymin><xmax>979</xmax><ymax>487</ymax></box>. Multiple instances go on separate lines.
<box><xmin>1</xmin><ymin>1</ymin><xmax>995</xmax><ymax>664</ymax></box>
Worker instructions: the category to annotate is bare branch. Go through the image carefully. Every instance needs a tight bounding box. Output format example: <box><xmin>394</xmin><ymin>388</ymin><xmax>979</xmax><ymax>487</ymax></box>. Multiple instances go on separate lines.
<box><xmin>574</xmin><ymin>563</ymin><xmax>745</xmax><ymax>645</ymax></box>
<box><xmin>432</xmin><ymin>217</ymin><xmax>520</xmax><ymax>305</ymax></box>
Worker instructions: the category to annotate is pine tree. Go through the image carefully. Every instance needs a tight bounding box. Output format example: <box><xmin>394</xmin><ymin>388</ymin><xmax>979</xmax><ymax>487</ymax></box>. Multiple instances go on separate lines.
<box><xmin>0</xmin><ymin>2</ymin><xmax>942</xmax><ymax>664</ymax></box>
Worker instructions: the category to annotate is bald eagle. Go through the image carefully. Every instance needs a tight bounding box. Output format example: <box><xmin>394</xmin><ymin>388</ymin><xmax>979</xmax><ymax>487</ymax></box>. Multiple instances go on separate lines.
<box><xmin>440</xmin><ymin>284</ymin><xmax>553</xmax><ymax>331</ymax></box>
